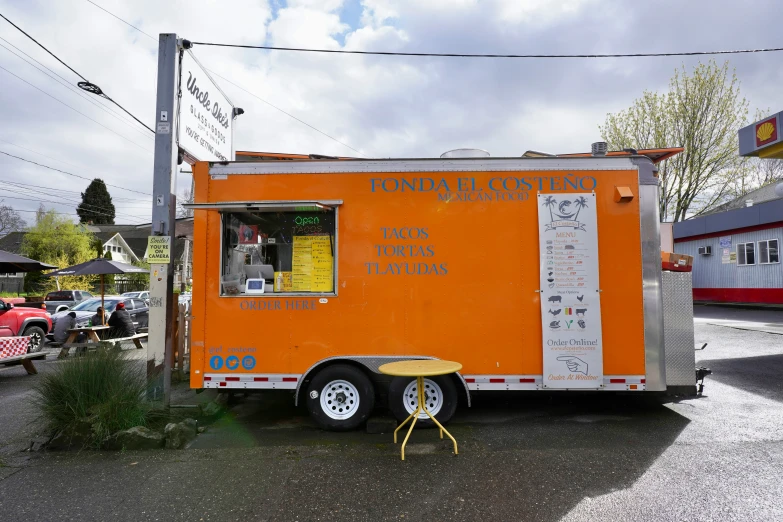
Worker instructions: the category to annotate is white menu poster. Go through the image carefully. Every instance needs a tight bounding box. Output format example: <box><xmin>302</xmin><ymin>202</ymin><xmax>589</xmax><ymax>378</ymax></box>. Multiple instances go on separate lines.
<box><xmin>537</xmin><ymin>193</ymin><xmax>603</xmax><ymax>389</ymax></box>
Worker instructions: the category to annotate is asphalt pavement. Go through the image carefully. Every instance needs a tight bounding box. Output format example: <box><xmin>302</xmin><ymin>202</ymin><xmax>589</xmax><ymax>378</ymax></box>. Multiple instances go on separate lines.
<box><xmin>0</xmin><ymin>306</ymin><xmax>781</xmax><ymax>521</ymax></box>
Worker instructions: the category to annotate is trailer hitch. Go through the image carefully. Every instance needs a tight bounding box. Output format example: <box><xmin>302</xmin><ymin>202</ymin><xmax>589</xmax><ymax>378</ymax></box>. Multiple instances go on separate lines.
<box><xmin>695</xmin><ymin>367</ymin><xmax>712</xmax><ymax>394</ymax></box>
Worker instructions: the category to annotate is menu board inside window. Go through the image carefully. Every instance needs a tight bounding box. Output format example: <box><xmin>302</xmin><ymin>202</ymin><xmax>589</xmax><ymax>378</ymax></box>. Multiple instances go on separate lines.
<box><xmin>292</xmin><ymin>235</ymin><xmax>334</xmax><ymax>292</ymax></box>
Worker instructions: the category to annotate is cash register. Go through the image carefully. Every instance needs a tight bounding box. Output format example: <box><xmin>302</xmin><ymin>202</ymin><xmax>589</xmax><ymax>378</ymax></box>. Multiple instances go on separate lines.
<box><xmin>243</xmin><ymin>264</ymin><xmax>275</xmax><ymax>294</ymax></box>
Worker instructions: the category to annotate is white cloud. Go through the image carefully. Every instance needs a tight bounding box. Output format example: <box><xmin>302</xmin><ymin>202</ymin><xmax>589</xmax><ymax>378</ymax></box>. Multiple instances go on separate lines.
<box><xmin>0</xmin><ymin>0</ymin><xmax>780</xmax><ymax>223</ymax></box>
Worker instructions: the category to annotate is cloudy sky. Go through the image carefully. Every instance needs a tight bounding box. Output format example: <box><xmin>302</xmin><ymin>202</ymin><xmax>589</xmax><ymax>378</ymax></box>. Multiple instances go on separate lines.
<box><xmin>0</xmin><ymin>0</ymin><xmax>781</xmax><ymax>225</ymax></box>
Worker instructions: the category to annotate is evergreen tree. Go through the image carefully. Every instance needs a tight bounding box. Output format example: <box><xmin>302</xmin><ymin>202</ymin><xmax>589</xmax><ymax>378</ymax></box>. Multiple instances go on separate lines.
<box><xmin>77</xmin><ymin>179</ymin><xmax>116</xmax><ymax>224</ymax></box>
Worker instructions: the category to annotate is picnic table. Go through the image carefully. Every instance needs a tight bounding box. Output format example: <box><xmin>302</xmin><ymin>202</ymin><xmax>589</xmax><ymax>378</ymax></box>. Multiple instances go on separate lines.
<box><xmin>0</xmin><ymin>336</ymin><xmax>45</xmax><ymax>375</ymax></box>
<box><xmin>58</xmin><ymin>326</ymin><xmax>148</xmax><ymax>358</ymax></box>
<box><xmin>57</xmin><ymin>326</ymin><xmax>110</xmax><ymax>358</ymax></box>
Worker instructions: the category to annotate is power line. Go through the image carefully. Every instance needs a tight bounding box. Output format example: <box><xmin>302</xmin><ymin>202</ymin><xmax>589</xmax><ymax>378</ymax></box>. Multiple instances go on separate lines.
<box><xmin>0</xmin><ymin>149</ymin><xmax>152</xmax><ymax>196</ymax></box>
<box><xmin>191</xmin><ymin>41</ymin><xmax>783</xmax><ymax>59</ymax></box>
<box><xmin>83</xmin><ymin>0</ymin><xmax>367</xmax><ymax>156</ymax></box>
<box><xmin>208</xmin><ymin>70</ymin><xmax>364</xmax><ymax>155</ymax></box>
<box><xmin>0</xmin><ymin>192</ymin><xmax>144</xmax><ymax>223</ymax></box>
<box><xmin>0</xmin><ymin>38</ymin><xmax>155</xmax><ymax>142</ymax></box>
<box><xmin>0</xmin><ymin>64</ymin><xmax>153</xmax><ymax>153</ymax></box>
<box><xmin>12</xmin><ymin>208</ymin><xmax>82</xmax><ymax>217</ymax></box>
<box><xmin>0</xmin><ymin>140</ymin><xmax>151</xmax><ymax>201</ymax></box>
<box><xmin>0</xmin><ymin>12</ymin><xmax>154</xmax><ymax>134</ymax></box>
<box><xmin>0</xmin><ymin>182</ymin><xmax>148</xmax><ymax>222</ymax></box>
<box><xmin>85</xmin><ymin>0</ymin><xmax>156</xmax><ymax>41</ymax></box>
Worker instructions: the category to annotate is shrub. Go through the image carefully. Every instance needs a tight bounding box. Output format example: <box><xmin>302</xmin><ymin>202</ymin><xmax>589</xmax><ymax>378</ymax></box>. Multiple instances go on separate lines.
<box><xmin>33</xmin><ymin>349</ymin><xmax>155</xmax><ymax>447</ymax></box>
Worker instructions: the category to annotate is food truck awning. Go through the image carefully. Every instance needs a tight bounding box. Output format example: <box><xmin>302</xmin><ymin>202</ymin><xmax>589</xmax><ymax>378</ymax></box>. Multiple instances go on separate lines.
<box><xmin>555</xmin><ymin>147</ymin><xmax>684</xmax><ymax>164</ymax></box>
<box><xmin>183</xmin><ymin>200</ymin><xmax>343</xmax><ymax>212</ymax></box>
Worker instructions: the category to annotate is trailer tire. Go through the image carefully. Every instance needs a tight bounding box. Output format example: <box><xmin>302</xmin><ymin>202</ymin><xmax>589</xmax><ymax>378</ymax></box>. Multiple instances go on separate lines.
<box><xmin>388</xmin><ymin>375</ymin><xmax>458</xmax><ymax>429</ymax></box>
<box><xmin>306</xmin><ymin>364</ymin><xmax>375</xmax><ymax>431</ymax></box>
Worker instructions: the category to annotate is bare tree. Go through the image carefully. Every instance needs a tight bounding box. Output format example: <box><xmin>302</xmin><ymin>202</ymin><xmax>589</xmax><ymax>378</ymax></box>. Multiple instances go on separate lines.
<box><xmin>176</xmin><ymin>189</ymin><xmax>194</xmax><ymax>219</ymax></box>
<box><xmin>0</xmin><ymin>204</ymin><xmax>25</xmax><ymax>237</ymax></box>
<box><xmin>601</xmin><ymin>61</ymin><xmax>748</xmax><ymax>221</ymax></box>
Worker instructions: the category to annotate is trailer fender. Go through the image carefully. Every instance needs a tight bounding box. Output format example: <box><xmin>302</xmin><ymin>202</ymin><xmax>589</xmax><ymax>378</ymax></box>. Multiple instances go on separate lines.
<box><xmin>294</xmin><ymin>355</ymin><xmax>471</xmax><ymax>408</ymax></box>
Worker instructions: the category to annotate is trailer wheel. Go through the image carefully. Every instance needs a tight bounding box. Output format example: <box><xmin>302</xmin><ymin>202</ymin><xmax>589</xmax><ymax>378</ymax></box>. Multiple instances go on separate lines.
<box><xmin>388</xmin><ymin>375</ymin><xmax>458</xmax><ymax>429</ymax></box>
<box><xmin>306</xmin><ymin>364</ymin><xmax>375</xmax><ymax>431</ymax></box>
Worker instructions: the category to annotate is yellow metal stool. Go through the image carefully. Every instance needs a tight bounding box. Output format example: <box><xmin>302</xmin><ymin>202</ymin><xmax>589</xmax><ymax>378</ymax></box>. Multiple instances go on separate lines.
<box><xmin>378</xmin><ymin>360</ymin><xmax>462</xmax><ymax>461</ymax></box>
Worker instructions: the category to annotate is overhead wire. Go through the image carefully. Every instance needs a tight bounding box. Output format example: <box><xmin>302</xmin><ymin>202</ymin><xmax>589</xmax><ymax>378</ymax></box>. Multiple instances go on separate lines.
<box><xmin>0</xmin><ymin>12</ymin><xmax>154</xmax><ymax>134</ymax></box>
<box><xmin>84</xmin><ymin>0</ymin><xmax>156</xmax><ymax>41</ymax></box>
<box><xmin>190</xmin><ymin>41</ymin><xmax>783</xmax><ymax>59</ymax></box>
<box><xmin>0</xmin><ymin>193</ymin><xmax>144</xmax><ymax>223</ymax></box>
<box><xmin>0</xmin><ymin>65</ymin><xmax>153</xmax><ymax>153</ymax></box>
<box><xmin>0</xmin><ymin>140</ymin><xmax>152</xmax><ymax>201</ymax></box>
<box><xmin>207</xmin><ymin>70</ymin><xmax>364</xmax><ymax>155</ymax></box>
<box><xmin>0</xmin><ymin>181</ymin><xmax>148</xmax><ymax>222</ymax></box>
<box><xmin>0</xmin><ymin>150</ymin><xmax>152</xmax><ymax>196</ymax></box>
<box><xmin>82</xmin><ymin>0</ymin><xmax>368</xmax><ymax>156</ymax></box>
<box><xmin>0</xmin><ymin>38</ymin><xmax>155</xmax><ymax>142</ymax></box>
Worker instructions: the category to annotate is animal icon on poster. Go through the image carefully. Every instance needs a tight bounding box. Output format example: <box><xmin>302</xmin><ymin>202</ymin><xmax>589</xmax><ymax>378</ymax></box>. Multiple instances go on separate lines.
<box><xmin>577</xmin><ymin>295</ymin><xmax>584</xmax><ymax>302</ymax></box>
<box><xmin>548</xmin><ymin>309</ymin><xmax>561</xmax><ymax>316</ymax></box>
<box><xmin>549</xmin><ymin>321</ymin><xmax>561</xmax><ymax>329</ymax></box>
<box><xmin>548</xmin><ymin>295</ymin><xmax>562</xmax><ymax>304</ymax></box>
<box><xmin>576</xmin><ymin>309</ymin><xmax>587</xmax><ymax>317</ymax></box>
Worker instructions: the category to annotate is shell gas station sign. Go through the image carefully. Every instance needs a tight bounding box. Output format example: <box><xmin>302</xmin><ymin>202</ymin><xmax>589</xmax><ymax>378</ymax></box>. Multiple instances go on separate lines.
<box><xmin>739</xmin><ymin>111</ymin><xmax>783</xmax><ymax>158</ymax></box>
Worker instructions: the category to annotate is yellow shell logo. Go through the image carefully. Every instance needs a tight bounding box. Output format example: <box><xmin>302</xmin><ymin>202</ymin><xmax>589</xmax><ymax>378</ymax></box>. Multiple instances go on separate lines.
<box><xmin>757</xmin><ymin>122</ymin><xmax>775</xmax><ymax>141</ymax></box>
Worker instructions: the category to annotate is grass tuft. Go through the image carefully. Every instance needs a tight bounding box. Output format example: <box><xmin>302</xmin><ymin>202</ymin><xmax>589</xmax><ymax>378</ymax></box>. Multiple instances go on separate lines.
<box><xmin>33</xmin><ymin>349</ymin><xmax>157</xmax><ymax>447</ymax></box>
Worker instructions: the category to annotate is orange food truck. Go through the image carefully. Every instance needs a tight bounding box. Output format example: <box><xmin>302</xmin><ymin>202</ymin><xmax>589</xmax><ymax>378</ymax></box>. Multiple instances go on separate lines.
<box><xmin>187</xmin><ymin>145</ymin><xmax>699</xmax><ymax>431</ymax></box>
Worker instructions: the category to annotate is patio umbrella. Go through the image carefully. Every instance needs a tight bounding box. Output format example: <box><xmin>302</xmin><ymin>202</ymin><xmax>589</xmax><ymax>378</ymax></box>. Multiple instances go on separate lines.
<box><xmin>0</xmin><ymin>249</ymin><xmax>57</xmax><ymax>273</ymax></box>
<box><xmin>45</xmin><ymin>258</ymin><xmax>148</xmax><ymax>325</ymax></box>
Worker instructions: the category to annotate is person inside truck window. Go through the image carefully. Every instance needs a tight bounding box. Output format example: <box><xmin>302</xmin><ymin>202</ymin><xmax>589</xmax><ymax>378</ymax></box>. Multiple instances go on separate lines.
<box><xmin>221</xmin><ymin>208</ymin><xmax>335</xmax><ymax>295</ymax></box>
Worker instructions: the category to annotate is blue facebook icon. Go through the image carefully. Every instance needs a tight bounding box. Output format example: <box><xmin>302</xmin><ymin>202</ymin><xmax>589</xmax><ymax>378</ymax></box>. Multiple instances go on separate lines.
<box><xmin>210</xmin><ymin>356</ymin><xmax>223</xmax><ymax>370</ymax></box>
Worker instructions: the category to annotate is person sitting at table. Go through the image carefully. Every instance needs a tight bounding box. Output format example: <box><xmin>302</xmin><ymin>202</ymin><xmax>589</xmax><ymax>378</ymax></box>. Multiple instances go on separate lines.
<box><xmin>53</xmin><ymin>311</ymin><xmax>77</xmax><ymax>344</ymax></box>
<box><xmin>91</xmin><ymin>307</ymin><xmax>106</xmax><ymax>327</ymax></box>
<box><xmin>107</xmin><ymin>302</ymin><xmax>135</xmax><ymax>338</ymax></box>
<box><xmin>75</xmin><ymin>306</ymin><xmax>108</xmax><ymax>343</ymax></box>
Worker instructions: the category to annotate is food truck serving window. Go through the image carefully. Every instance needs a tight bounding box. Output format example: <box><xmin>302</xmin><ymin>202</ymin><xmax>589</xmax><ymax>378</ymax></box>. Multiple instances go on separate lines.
<box><xmin>220</xmin><ymin>206</ymin><xmax>336</xmax><ymax>296</ymax></box>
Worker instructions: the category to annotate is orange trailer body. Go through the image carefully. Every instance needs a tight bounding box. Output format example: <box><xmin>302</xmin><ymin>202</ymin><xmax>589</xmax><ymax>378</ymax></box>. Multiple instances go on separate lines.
<box><xmin>189</xmin><ymin>155</ymin><xmax>668</xmax><ymax>398</ymax></box>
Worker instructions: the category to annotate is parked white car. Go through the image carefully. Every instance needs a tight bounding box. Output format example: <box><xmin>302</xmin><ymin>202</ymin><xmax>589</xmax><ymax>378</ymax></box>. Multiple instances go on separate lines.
<box><xmin>122</xmin><ymin>291</ymin><xmax>150</xmax><ymax>301</ymax></box>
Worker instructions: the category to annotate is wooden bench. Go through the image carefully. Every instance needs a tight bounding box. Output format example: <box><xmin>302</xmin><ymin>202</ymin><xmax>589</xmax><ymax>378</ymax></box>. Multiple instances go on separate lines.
<box><xmin>59</xmin><ymin>333</ymin><xmax>148</xmax><ymax>358</ymax></box>
<box><xmin>109</xmin><ymin>333</ymin><xmax>148</xmax><ymax>350</ymax></box>
<box><xmin>1</xmin><ymin>352</ymin><xmax>47</xmax><ymax>375</ymax></box>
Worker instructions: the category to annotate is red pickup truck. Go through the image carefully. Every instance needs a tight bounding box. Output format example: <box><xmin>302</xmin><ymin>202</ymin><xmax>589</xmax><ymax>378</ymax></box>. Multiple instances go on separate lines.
<box><xmin>0</xmin><ymin>300</ymin><xmax>52</xmax><ymax>352</ymax></box>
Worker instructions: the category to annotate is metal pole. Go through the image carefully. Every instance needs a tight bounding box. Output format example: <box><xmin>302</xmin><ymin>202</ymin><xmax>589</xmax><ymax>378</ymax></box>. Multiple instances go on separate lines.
<box><xmin>100</xmin><ymin>274</ymin><xmax>105</xmax><ymax>325</ymax></box>
<box><xmin>148</xmin><ymin>33</ymin><xmax>179</xmax><ymax>406</ymax></box>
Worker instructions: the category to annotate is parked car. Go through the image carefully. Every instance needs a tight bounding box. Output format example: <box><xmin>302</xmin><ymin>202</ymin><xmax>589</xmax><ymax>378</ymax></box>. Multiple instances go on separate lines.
<box><xmin>122</xmin><ymin>291</ymin><xmax>150</xmax><ymax>301</ymax></box>
<box><xmin>43</xmin><ymin>290</ymin><xmax>94</xmax><ymax>313</ymax></box>
<box><xmin>0</xmin><ymin>299</ymin><xmax>52</xmax><ymax>353</ymax></box>
<box><xmin>46</xmin><ymin>296</ymin><xmax>149</xmax><ymax>342</ymax></box>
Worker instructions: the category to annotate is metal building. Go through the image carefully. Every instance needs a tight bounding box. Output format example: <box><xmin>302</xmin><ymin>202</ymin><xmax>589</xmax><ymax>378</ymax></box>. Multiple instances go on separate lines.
<box><xmin>673</xmin><ymin>197</ymin><xmax>783</xmax><ymax>304</ymax></box>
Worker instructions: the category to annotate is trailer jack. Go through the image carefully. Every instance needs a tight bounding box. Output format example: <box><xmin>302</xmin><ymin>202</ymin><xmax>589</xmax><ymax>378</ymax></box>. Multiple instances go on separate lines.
<box><xmin>695</xmin><ymin>367</ymin><xmax>712</xmax><ymax>395</ymax></box>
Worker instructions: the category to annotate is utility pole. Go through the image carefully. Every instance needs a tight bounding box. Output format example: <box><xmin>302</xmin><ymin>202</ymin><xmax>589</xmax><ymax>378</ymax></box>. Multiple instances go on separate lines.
<box><xmin>148</xmin><ymin>33</ymin><xmax>180</xmax><ymax>406</ymax></box>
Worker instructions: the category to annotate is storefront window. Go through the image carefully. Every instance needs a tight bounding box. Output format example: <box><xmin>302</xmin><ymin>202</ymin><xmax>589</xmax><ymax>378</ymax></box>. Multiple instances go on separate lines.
<box><xmin>220</xmin><ymin>207</ymin><xmax>336</xmax><ymax>296</ymax></box>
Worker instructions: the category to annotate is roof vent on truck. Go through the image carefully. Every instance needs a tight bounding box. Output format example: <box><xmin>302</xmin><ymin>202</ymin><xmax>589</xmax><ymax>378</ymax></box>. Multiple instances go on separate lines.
<box><xmin>440</xmin><ymin>148</ymin><xmax>490</xmax><ymax>158</ymax></box>
<box><xmin>591</xmin><ymin>142</ymin><xmax>608</xmax><ymax>156</ymax></box>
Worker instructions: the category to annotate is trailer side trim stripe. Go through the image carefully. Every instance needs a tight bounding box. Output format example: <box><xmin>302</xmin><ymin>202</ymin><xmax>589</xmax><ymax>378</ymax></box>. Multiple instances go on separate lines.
<box><xmin>202</xmin><ymin>374</ymin><xmax>301</xmax><ymax>390</ymax></box>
